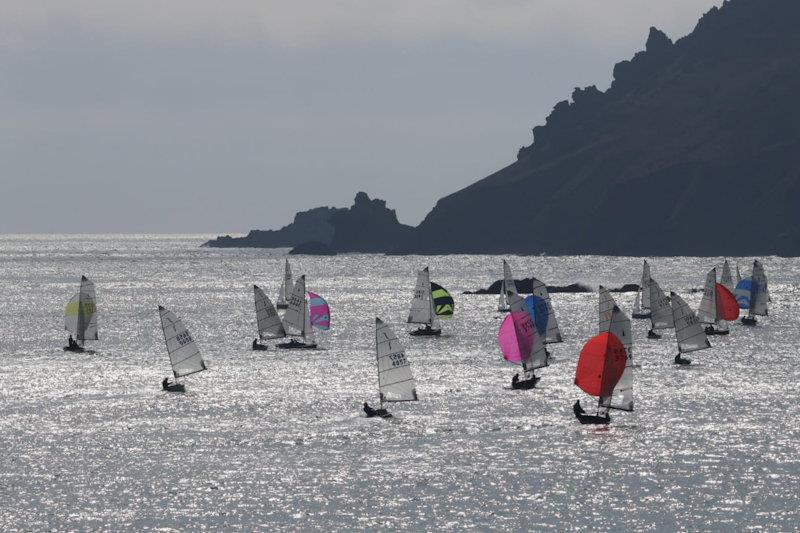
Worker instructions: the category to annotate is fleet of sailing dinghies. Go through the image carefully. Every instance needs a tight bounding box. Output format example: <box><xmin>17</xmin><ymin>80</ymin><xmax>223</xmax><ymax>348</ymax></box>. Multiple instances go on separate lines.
<box><xmin>276</xmin><ymin>259</ymin><xmax>293</xmax><ymax>310</ymax></box>
<box><xmin>364</xmin><ymin>318</ymin><xmax>418</xmax><ymax>418</ymax></box>
<box><xmin>647</xmin><ymin>278</ymin><xmax>674</xmax><ymax>339</ymax></box>
<box><xmin>735</xmin><ymin>260</ymin><xmax>769</xmax><ymax>326</ymax></box>
<box><xmin>64</xmin><ymin>275</ymin><xmax>98</xmax><ymax>352</ymax></box>
<box><xmin>407</xmin><ymin>267</ymin><xmax>442</xmax><ymax>336</ymax></box>
<box><xmin>530</xmin><ymin>277</ymin><xmax>562</xmax><ymax>343</ymax></box>
<box><xmin>670</xmin><ymin>292</ymin><xmax>711</xmax><ymax>365</ymax></box>
<box><xmin>497</xmin><ymin>259</ymin><xmax>518</xmax><ymax>312</ymax></box>
<box><xmin>498</xmin><ymin>293</ymin><xmax>548</xmax><ymax>389</ymax></box>
<box><xmin>277</xmin><ymin>275</ymin><xmax>318</xmax><ymax>349</ymax></box>
<box><xmin>696</xmin><ymin>268</ymin><xmax>739</xmax><ymax>336</ymax></box>
<box><xmin>252</xmin><ymin>285</ymin><xmax>286</xmax><ymax>350</ymax></box>
<box><xmin>573</xmin><ymin>331</ymin><xmax>628</xmax><ymax>424</ymax></box>
<box><xmin>159</xmin><ymin>306</ymin><xmax>206</xmax><ymax>392</ymax></box>
<box><xmin>632</xmin><ymin>260</ymin><xmax>652</xmax><ymax>319</ymax></box>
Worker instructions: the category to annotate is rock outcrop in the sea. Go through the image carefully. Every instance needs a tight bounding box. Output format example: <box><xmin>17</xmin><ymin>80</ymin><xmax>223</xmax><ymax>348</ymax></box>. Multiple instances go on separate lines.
<box><xmin>465</xmin><ymin>281</ymin><xmax>640</xmax><ymax>295</ymax></box>
<box><xmin>404</xmin><ymin>0</ymin><xmax>800</xmax><ymax>256</ymax></box>
<box><xmin>204</xmin><ymin>206</ymin><xmax>342</xmax><ymax>248</ymax></box>
<box><xmin>288</xmin><ymin>192</ymin><xmax>413</xmax><ymax>254</ymax></box>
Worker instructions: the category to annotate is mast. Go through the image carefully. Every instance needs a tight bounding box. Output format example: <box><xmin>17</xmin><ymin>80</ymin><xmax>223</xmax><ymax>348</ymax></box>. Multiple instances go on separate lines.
<box><xmin>640</xmin><ymin>260</ymin><xmax>652</xmax><ymax>311</ymax></box>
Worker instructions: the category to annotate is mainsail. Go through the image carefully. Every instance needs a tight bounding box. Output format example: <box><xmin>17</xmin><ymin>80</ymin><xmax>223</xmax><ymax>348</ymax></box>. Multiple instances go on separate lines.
<box><xmin>640</xmin><ymin>260</ymin><xmax>652</xmax><ymax>310</ymax></box>
<box><xmin>721</xmin><ymin>260</ymin><xmax>734</xmax><ymax>291</ymax></box>
<box><xmin>159</xmin><ymin>306</ymin><xmax>206</xmax><ymax>378</ymax></box>
<box><xmin>282</xmin><ymin>275</ymin><xmax>308</xmax><ymax>336</ymax></box>
<box><xmin>498</xmin><ymin>260</ymin><xmax>518</xmax><ymax>311</ymax></box>
<box><xmin>64</xmin><ymin>276</ymin><xmax>98</xmax><ymax>344</ymax></box>
<box><xmin>670</xmin><ymin>292</ymin><xmax>711</xmax><ymax>354</ymax></box>
<box><xmin>407</xmin><ymin>267</ymin><xmax>435</xmax><ymax>326</ymax></box>
<box><xmin>599</xmin><ymin>305</ymin><xmax>634</xmax><ymax>412</ymax></box>
<box><xmin>697</xmin><ymin>268</ymin><xmax>718</xmax><ymax>325</ymax></box>
<box><xmin>748</xmin><ymin>260</ymin><xmax>768</xmax><ymax>318</ymax></box>
<box><xmin>254</xmin><ymin>285</ymin><xmax>286</xmax><ymax>339</ymax></box>
<box><xmin>308</xmin><ymin>292</ymin><xmax>331</xmax><ymax>330</ymax></box>
<box><xmin>430</xmin><ymin>282</ymin><xmax>454</xmax><ymax>318</ymax></box>
<box><xmin>598</xmin><ymin>285</ymin><xmax>616</xmax><ymax>333</ymax></box>
<box><xmin>375</xmin><ymin>318</ymin><xmax>418</xmax><ymax>404</ymax></box>
<box><xmin>531</xmin><ymin>277</ymin><xmax>562</xmax><ymax>343</ymax></box>
<box><xmin>649</xmin><ymin>278</ymin><xmax>674</xmax><ymax>330</ymax></box>
<box><xmin>277</xmin><ymin>259</ymin><xmax>293</xmax><ymax>307</ymax></box>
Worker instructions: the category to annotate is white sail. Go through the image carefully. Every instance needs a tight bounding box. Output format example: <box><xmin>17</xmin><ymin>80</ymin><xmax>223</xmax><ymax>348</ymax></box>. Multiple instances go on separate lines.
<box><xmin>640</xmin><ymin>260</ymin><xmax>652</xmax><ymax>310</ymax></box>
<box><xmin>375</xmin><ymin>318</ymin><xmax>418</xmax><ymax>403</ymax></box>
<box><xmin>497</xmin><ymin>279</ymin><xmax>507</xmax><ymax>311</ymax></box>
<box><xmin>598</xmin><ymin>285</ymin><xmax>616</xmax><ymax>333</ymax></box>
<box><xmin>503</xmin><ymin>260</ymin><xmax>518</xmax><ymax>297</ymax></box>
<box><xmin>277</xmin><ymin>279</ymin><xmax>286</xmax><ymax>307</ymax></box>
<box><xmin>302</xmin><ymin>297</ymin><xmax>315</xmax><ymax>343</ymax></box>
<box><xmin>721</xmin><ymin>260</ymin><xmax>733</xmax><ymax>291</ymax></box>
<box><xmin>254</xmin><ymin>285</ymin><xmax>286</xmax><ymax>339</ymax></box>
<box><xmin>735</xmin><ymin>264</ymin><xmax>742</xmax><ymax>284</ymax></box>
<box><xmin>633</xmin><ymin>290</ymin><xmax>642</xmax><ymax>315</ymax></box>
<box><xmin>159</xmin><ymin>306</ymin><xmax>206</xmax><ymax>378</ymax></box>
<box><xmin>407</xmin><ymin>267</ymin><xmax>433</xmax><ymax>325</ymax></box>
<box><xmin>64</xmin><ymin>276</ymin><xmax>98</xmax><ymax>343</ymax></box>
<box><xmin>282</xmin><ymin>275</ymin><xmax>307</xmax><ymax>335</ymax></box>
<box><xmin>649</xmin><ymin>278</ymin><xmax>674</xmax><ymax>330</ymax></box>
<box><xmin>697</xmin><ymin>268</ymin><xmax>718</xmax><ymax>325</ymax></box>
<box><xmin>508</xmin><ymin>294</ymin><xmax>547</xmax><ymax>372</ymax></box>
<box><xmin>670</xmin><ymin>292</ymin><xmax>711</xmax><ymax>354</ymax></box>
<box><xmin>531</xmin><ymin>277</ymin><xmax>562</xmax><ymax>343</ymax></box>
<box><xmin>599</xmin><ymin>305</ymin><xmax>634</xmax><ymax>412</ymax></box>
<box><xmin>283</xmin><ymin>259</ymin><xmax>293</xmax><ymax>301</ymax></box>
<box><xmin>750</xmin><ymin>260</ymin><xmax>768</xmax><ymax>317</ymax></box>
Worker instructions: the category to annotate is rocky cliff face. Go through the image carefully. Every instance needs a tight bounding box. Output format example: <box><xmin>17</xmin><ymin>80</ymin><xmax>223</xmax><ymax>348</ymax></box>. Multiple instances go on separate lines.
<box><xmin>204</xmin><ymin>206</ymin><xmax>342</xmax><ymax>248</ymax></box>
<box><xmin>407</xmin><ymin>0</ymin><xmax>800</xmax><ymax>256</ymax></box>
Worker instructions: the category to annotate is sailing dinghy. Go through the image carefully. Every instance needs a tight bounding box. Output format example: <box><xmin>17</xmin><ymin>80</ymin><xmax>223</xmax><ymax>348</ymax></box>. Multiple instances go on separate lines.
<box><xmin>252</xmin><ymin>284</ymin><xmax>286</xmax><ymax>350</ymax></box>
<box><xmin>276</xmin><ymin>259</ymin><xmax>293</xmax><ymax>310</ymax></box>
<box><xmin>738</xmin><ymin>260</ymin><xmax>768</xmax><ymax>326</ymax></box>
<box><xmin>498</xmin><ymin>294</ymin><xmax>548</xmax><ymax>389</ymax></box>
<box><xmin>159</xmin><ymin>306</ymin><xmax>207</xmax><ymax>392</ymax></box>
<box><xmin>277</xmin><ymin>275</ymin><xmax>317</xmax><ymax>349</ymax></box>
<box><xmin>64</xmin><ymin>276</ymin><xmax>98</xmax><ymax>352</ymax></box>
<box><xmin>647</xmin><ymin>278</ymin><xmax>673</xmax><ymax>339</ymax></box>
<box><xmin>599</xmin><ymin>286</ymin><xmax>639</xmax><ymax>369</ymax></box>
<box><xmin>670</xmin><ymin>292</ymin><xmax>711</xmax><ymax>365</ymax></box>
<box><xmin>407</xmin><ymin>267</ymin><xmax>441</xmax><ymax>336</ymax></box>
<box><xmin>573</xmin><ymin>331</ymin><xmax>628</xmax><ymax>425</ymax></box>
<box><xmin>632</xmin><ymin>260</ymin><xmax>652</xmax><ymax>319</ymax></box>
<box><xmin>497</xmin><ymin>260</ymin><xmax>519</xmax><ymax>312</ymax></box>
<box><xmin>363</xmin><ymin>318</ymin><xmax>418</xmax><ymax>418</ymax></box>
<box><xmin>531</xmin><ymin>277</ymin><xmax>562</xmax><ymax>344</ymax></box>
<box><xmin>697</xmin><ymin>269</ymin><xmax>739</xmax><ymax>335</ymax></box>
<box><xmin>598</xmin><ymin>305</ymin><xmax>634</xmax><ymax>416</ymax></box>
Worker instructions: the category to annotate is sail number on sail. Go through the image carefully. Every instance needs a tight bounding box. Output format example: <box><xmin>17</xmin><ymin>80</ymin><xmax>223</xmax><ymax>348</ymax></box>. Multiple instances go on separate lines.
<box><xmin>388</xmin><ymin>352</ymin><xmax>407</xmax><ymax>367</ymax></box>
<box><xmin>176</xmin><ymin>331</ymin><xmax>193</xmax><ymax>346</ymax></box>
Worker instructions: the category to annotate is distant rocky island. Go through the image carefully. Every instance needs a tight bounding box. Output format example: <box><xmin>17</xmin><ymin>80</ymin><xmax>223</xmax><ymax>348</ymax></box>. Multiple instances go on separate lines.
<box><xmin>207</xmin><ymin>0</ymin><xmax>800</xmax><ymax>256</ymax></box>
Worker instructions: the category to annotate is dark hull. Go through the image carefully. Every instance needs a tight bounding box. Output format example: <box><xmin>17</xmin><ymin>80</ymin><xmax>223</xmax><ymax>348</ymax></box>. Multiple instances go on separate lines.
<box><xmin>276</xmin><ymin>303</ymin><xmax>288</xmax><ymax>310</ymax></box>
<box><xmin>575</xmin><ymin>413</ymin><xmax>611</xmax><ymax>425</ymax></box>
<box><xmin>276</xmin><ymin>340</ymin><xmax>317</xmax><ymax>349</ymax></box>
<box><xmin>63</xmin><ymin>345</ymin><xmax>85</xmax><ymax>353</ymax></box>
<box><xmin>647</xmin><ymin>330</ymin><xmax>662</xmax><ymax>339</ymax></box>
<box><xmin>741</xmin><ymin>317</ymin><xmax>758</xmax><ymax>326</ymax></box>
<box><xmin>704</xmin><ymin>326</ymin><xmax>729</xmax><ymax>336</ymax></box>
<box><xmin>252</xmin><ymin>344</ymin><xmax>269</xmax><ymax>351</ymax></box>
<box><xmin>409</xmin><ymin>327</ymin><xmax>441</xmax><ymax>337</ymax></box>
<box><xmin>511</xmin><ymin>376</ymin><xmax>540</xmax><ymax>390</ymax></box>
<box><xmin>365</xmin><ymin>409</ymin><xmax>392</xmax><ymax>419</ymax></box>
<box><xmin>163</xmin><ymin>383</ymin><xmax>186</xmax><ymax>393</ymax></box>
<box><xmin>632</xmin><ymin>312</ymin><xmax>651</xmax><ymax>319</ymax></box>
<box><xmin>674</xmin><ymin>355</ymin><xmax>692</xmax><ymax>365</ymax></box>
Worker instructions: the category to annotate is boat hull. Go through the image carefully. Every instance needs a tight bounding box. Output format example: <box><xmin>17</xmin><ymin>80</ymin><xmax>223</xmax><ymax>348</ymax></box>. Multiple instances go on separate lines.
<box><xmin>409</xmin><ymin>328</ymin><xmax>441</xmax><ymax>337</ymax></box>
<box><xmin>575</xmin><ymin>413</ymin><xmax>611</xmax><ymax>425</ymax></box>
<box><xmin>276</xmin><ymin>340</ymin><xmax>317</xmax><ymax>349</ymax></box>
<box><xmin>741</xmin><ymin>317</ymin><xmax>758</xmax><ymax>326</ymax></box>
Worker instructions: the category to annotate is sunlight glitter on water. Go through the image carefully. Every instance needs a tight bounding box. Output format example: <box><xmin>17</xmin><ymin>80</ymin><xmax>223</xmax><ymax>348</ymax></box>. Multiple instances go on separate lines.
<box><xmin>0</xmin><ymin>234</ymin><xmax>798</xmax><ymax>530</ymax></box>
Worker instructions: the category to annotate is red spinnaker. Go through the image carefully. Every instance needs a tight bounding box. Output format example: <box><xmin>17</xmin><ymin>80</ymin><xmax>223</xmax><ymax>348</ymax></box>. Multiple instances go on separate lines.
<box><xmin>574</xmin><ymin>332</ymin><xmax>627</xmax><ymax>398</ymax></box>
<box><xmin>715</xmin><ymin>283</ymin><xmax>740</xmax><ymax>321</ymax></box>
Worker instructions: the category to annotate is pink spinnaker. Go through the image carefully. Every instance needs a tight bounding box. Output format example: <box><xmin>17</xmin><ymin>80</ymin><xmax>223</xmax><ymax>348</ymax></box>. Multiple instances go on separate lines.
<box><xmin>308</xmin><ymin>291</ymin><xmax>331</xmax><ymax>330</ymax></box>
<box><xmin>498</xmin><ymin>311</ymin><xmax>534</xmax><ymax>364</ymax></box>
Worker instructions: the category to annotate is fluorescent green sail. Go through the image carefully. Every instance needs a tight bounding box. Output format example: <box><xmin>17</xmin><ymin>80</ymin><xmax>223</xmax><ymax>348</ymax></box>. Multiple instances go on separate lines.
<box><xmin>430</xmin><ymin>282</ymin><xmax>454</xmax><ymax>319</ymax></box>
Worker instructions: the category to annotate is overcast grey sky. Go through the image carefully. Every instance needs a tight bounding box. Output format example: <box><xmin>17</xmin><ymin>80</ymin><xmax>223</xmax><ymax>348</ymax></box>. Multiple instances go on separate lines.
<box><xmin>0</xmin><ymin>1</ymin><xmax>722</xmax><ymax>233</ymax></box>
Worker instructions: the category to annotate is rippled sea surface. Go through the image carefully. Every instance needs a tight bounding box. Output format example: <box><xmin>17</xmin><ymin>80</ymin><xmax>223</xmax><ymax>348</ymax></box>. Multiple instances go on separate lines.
<box><xmin>1</xmin><ymin>234</ymin><xmax>799</xmax><ymax>531</ymax></box>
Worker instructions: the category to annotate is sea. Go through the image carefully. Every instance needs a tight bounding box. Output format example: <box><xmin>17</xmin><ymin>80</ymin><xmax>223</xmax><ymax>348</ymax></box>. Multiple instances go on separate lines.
<box><xmin>0</xmin><ymin>234</ymin><xmax>798</xmax><ymax>531</ymax></box>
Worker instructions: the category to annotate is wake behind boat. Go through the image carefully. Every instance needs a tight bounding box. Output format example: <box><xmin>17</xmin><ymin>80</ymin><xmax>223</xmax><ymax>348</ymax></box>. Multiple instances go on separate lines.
<box><xmin>63</xmin><ymin>276</ymin><xmax>98</xmax><ymax>352</ymax></box>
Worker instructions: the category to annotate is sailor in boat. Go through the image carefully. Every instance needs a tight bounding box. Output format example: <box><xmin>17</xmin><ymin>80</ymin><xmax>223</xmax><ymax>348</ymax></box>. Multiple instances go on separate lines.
<box><xmin>162</xmin><ymin>377</ymin><xmax>186</xmax><ymax>392</ymax></box>
<box><xmin>572</xmin><ymin>399</ymin><xmax>611</xmax><ymax>425</ymax></box>
<box><xmin>252</xmin><ymin>338</ymin><xmax>268</xmax><ymax>351</ymax></box>
<box><xmin>647</xmin><ymin>328</ymin><xmax>661</xmax><ymax>339</ymax></box>
<box><xmin>674</xmin><ymin>354</ymin><xmax>691</xmax><ymax>365</ymax></box>
<box><xmin>363</xmin><ymin>402</ymin><xmax>391</xmax><ymax>418</ymax></box>
<box><xmin>162</xmin><ymin>377</ymin><xmax>169</xmax><ymax>390</ymax></box>
<box><xmin>67</xmin><ymin>335</ymin><xmax>79</xmax><ymax>350</ymax></box>
<box><xmin>511</xmin><ymin>372</ymin><xmax>538</xmax><ymax>390</ymax></box>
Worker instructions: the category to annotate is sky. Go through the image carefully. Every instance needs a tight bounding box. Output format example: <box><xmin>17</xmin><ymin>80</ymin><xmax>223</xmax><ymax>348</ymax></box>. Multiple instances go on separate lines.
<box><xmin>0</xmin><ymin>0</ymin><xmax>723</xmax><ymax>234</ymax></box>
